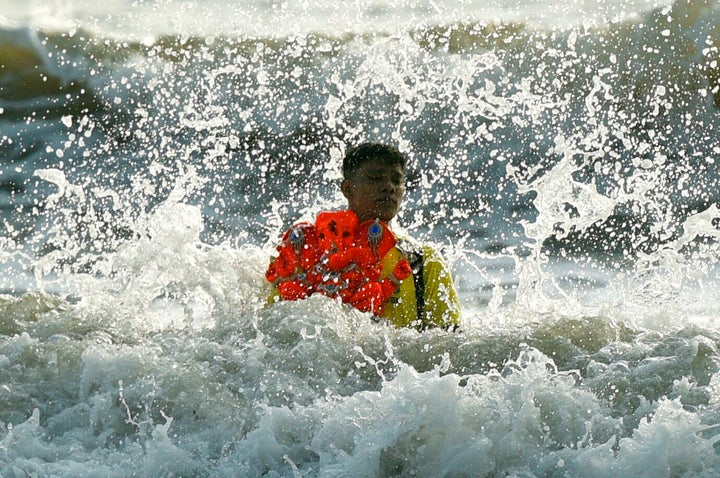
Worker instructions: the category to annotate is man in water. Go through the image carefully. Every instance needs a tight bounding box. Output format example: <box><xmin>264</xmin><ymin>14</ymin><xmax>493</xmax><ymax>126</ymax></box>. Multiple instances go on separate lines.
<box><xmin>267</xmin><ymin>142</ymin><xmax>461</xmax><ymax>330</ymax></box>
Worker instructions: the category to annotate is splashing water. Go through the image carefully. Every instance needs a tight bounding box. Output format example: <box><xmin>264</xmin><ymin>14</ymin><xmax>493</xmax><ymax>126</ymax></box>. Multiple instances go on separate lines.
<box><xmin>3</xmin><ymin>0</ymin><xmax>720</xmax><ymax>476</ymax></box>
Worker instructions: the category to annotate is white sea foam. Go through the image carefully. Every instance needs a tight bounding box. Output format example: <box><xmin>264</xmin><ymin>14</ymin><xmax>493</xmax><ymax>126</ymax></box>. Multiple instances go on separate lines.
<box><xmin>1</xmin><ymin>0</ymin><xmax>676</xmax><ymax>39</ymax></box>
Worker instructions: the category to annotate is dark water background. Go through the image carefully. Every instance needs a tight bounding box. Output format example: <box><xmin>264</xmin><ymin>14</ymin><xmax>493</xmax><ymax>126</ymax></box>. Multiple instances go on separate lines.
<box><xmin>3</xmin><ymin>0</ymin><xmax>720</xmax><ymax>476</ymax></box>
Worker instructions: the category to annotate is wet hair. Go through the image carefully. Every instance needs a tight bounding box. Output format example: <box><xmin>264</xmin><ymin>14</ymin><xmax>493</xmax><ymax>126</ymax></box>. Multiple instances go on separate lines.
<box><xmin>342</xmin><ymin>142</ymin><xmax>407</xmax><ymax>179</ymax></box>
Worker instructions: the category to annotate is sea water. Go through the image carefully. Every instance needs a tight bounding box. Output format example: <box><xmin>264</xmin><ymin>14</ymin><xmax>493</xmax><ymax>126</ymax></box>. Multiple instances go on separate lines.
<box><xmin>3</xmin><ymin>0</ymin><xmax>720</xmax><ymax>476</ymax></box>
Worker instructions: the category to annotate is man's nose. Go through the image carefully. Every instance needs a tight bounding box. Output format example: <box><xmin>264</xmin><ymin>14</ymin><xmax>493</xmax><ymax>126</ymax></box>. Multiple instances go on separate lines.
<box><xmin>379</xmin><ymin>177</ymin><xmax>395</xmax><ymax>191</ymax></box>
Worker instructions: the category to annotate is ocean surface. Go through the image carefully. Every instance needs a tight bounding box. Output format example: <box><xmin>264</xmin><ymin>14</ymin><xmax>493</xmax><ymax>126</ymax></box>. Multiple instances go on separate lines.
<box><xmin>3</xmin><ymin>0</ymin><xmax>720</xmax><ymax>476</ymax></box>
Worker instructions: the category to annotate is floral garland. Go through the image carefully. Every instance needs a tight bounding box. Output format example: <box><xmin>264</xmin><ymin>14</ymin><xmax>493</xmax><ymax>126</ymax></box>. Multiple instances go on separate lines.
<box><xmin>266</xmin><ymin>210</ymin><xmax>412</xmax><ymax>315</ymax></box>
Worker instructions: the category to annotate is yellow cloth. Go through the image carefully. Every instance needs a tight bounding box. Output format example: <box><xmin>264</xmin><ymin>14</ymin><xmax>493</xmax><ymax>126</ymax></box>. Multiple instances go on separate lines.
<box><xmin>378</xmin><ymin>244</ymin><xmax>461</xmax><ymax>330</ymax></box>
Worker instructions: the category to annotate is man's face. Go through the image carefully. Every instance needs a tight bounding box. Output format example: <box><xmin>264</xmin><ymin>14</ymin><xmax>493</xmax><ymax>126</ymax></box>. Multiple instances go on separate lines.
<box><xmin>341</xmin><ymin>159</ymin><xmax>405</xmax><ymax>223</ymax></box>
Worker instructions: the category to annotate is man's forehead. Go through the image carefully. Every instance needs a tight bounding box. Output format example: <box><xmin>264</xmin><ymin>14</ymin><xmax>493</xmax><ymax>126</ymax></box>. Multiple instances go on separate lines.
<box><xmin>356</xmin><ymin>160</ymin><xmax>405</xmax><ymax>174</ymax></box>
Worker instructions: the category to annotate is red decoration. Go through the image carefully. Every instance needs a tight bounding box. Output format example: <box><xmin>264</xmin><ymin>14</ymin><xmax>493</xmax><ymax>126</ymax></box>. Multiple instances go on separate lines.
<box><xmin>266</xmin><ymin>210</ymin><xmax>413</xmax><ymax>315</ymax></box>
<box><xmin>265</xmin><ymin>222</ymin><xmax>320</xmax><ymax>300</ymax></box>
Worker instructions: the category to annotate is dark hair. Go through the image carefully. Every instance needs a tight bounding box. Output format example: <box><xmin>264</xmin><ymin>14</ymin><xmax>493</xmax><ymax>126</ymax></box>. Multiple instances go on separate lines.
<box><xmin>342</xmin><ymin>142</ymin><xmax>407</xmax><ymax>179</ymax></box>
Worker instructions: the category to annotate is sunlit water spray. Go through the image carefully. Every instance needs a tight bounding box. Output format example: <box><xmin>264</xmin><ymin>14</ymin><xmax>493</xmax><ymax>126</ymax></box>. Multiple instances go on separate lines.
<box><xmin>3</xmin><ymin>0</ymin><xmax>720</xmax><ymax>476</ymax></box>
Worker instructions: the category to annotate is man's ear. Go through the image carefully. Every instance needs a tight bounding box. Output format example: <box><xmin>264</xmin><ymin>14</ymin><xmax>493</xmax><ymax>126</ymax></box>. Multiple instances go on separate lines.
<box><xmin>340</xmin><ymin>180</ymin><xmax>353</xmax><ymax>199</ymax></box>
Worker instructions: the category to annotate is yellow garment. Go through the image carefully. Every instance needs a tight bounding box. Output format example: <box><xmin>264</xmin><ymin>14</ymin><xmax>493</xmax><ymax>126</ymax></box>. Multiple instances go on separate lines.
<box><xmin>379</xmin><ymin>243</ymin><xmax>461</xmax><ymax>330</ymax></box>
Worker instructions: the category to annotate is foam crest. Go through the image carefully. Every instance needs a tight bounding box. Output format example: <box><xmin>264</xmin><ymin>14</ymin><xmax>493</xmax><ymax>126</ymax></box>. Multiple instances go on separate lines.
<box><xmin>227</xmin><ymin>345</ymin><xmax>679</xmax><ymax>476</ymax></box>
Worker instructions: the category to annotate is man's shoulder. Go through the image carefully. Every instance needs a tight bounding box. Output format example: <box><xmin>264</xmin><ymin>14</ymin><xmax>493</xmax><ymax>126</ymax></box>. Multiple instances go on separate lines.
<box><xmin>394</xmin><ymin>233</ymin><xmax>442</xmax><ymax>257</ymax></box>
<box><xmin>393</xmin><ymin>235</ymin><xmax>423</xmax><ymax>271</ymax></box>
<box><xmin>394</xmin><ymin>233</ymin><xmax>420</xmax><ymax>251</ymax></box>
<box><xmin>393</xmin><ymin>233</ymin><xmax>450</xmax><ymax>274</ymax></box>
